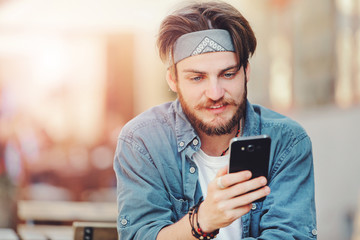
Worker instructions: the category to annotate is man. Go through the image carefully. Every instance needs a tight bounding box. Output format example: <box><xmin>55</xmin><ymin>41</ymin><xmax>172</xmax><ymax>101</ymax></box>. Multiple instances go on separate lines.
<box><xmin>114</xmin><ymin>1</ymin><xmax>317</xmax><ymax>239</ymax></box>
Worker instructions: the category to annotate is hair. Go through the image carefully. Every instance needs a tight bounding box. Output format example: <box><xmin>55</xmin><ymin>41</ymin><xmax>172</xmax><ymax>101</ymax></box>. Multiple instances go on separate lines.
<box><xmin>157</xmin><ymin>1</ymin><xmax>257</xmax><ymax>75</ymax></box>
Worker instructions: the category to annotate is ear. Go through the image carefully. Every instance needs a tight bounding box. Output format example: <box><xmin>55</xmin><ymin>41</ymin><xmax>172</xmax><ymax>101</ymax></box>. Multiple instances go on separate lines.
<box><xmin>245</xmin><ymin>63</ymin><xmax>251</xmax><ymax>83</ymax></box>
<box><xmin>166</xmin><ymin>69</ymin><xmax>178</xmax><ymax>92</ymax></box>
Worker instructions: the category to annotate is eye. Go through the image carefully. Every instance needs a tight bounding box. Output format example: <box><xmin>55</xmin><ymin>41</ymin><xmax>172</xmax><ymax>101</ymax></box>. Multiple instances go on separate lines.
<box><xmin>223</xmin><ymin>72</ymin><xmax>236</xmax><ymax>79</ymax></box>
<box><xmin>190</xmin><ymin>75</ymin><xmax>203</xmax><ymax>82</ymax></box>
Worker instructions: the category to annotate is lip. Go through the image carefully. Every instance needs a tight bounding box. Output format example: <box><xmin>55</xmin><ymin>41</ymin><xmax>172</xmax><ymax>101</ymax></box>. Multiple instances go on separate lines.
<box><xmin>206</xmin><ymin>104</ymin><xmax>227</xmax><ymax>114</ymax></box>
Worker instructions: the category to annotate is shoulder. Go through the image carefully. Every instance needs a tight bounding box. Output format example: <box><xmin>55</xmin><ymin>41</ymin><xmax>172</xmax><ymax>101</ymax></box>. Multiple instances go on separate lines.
<box><xmin>120</xmin><ymin>102</ymin><xmax>174</xmax><ymax>137</ymax></box>
<box><xmin>250</xmin><ymin>105</ymin><xmax>314</xmax><ymax>182</ymax></box>
<box><xmin>119</xmin><ymin>101</ymin><xmax>176</xmax><ymax>142</ymax></box>
<box><xmin>251</xmin><ymin>104</ymin><xmax>310</xmax><ymax>145</ymax></box>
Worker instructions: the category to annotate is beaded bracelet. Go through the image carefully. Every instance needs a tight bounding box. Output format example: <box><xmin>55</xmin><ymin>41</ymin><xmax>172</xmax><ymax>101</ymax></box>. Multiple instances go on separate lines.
<box><xmin>188</xmin><ymin>198</ymin><xmax>219</xmax><ymax>240</ymax></box>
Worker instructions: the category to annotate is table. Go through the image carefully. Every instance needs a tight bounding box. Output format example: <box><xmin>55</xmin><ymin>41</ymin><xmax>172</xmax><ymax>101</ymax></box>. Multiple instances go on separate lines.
<box><xmin>18</xmin><ymin>200</ymin><xmax>117</xmax><ymax>223</ymax></box>
<box><xmin>0</xmin><ymin>228</ymin><xmax>19</xmax><ymax>240</ymax></box>
<box><xmin>17</xmin><ymin>225</ymin><xmax>73</xmax><ymax>240</ymax></box>
<box><xmin>16</xmin><ymin>223</ymin><xmax>118</xmax><ymax>240</ymax></box>
<box><xmin>16</xmin><ymin>200</ymin><xmax>118</xmax><ymax>240</ymax></box>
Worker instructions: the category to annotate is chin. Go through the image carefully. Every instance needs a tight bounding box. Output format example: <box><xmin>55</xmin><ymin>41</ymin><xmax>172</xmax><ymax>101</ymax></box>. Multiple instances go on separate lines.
<box><xmin>204</xmin><ymin>119</ymin><xmax>232</xmax><ymax>130</ymax></box>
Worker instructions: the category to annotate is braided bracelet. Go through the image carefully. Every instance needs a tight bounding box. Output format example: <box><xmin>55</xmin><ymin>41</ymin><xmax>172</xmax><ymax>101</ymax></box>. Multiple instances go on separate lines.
<box><xmin>188</xmin><ymin>198</ymin><xmax>219</xmax><ymax>239</ymax></box>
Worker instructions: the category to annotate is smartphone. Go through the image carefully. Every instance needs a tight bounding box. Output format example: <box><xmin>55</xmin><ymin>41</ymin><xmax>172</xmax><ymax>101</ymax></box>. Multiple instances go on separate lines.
<box><xmin>228</xmin><ymin>135</ymin><xmax>271</xmax><ymax>202</ymax></box>
<box><xmin>228</xmin><ymin>135</ymin><xmax>271</xmax><ymax>180</ymax></box>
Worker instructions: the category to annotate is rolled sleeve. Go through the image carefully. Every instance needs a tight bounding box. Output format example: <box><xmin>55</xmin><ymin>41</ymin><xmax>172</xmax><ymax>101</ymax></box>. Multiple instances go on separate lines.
<box><xmin>114</xmin><ymin>136</ymin><xmax>174</xmax><ymax>240</ymax></box>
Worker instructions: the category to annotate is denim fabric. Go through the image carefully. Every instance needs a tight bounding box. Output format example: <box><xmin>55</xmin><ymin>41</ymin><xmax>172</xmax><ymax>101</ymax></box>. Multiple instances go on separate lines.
<box><xmin>113</xmin><ymin>99</ymin><xmax>317</xmax><ymax>240</ymax></box>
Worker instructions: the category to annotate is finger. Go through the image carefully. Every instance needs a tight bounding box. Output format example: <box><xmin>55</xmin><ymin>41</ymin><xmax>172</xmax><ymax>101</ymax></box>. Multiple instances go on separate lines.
<box><xmin>217</xmin><ymin>176</ymin><xmax>226</xmax><ymax>189</ymax></box>
<box><xmin>235</xmin><ymin>186</ymin><xmax>271</xmax><ymax>206</ymax></box>
<box><xmin>228</xmin><ymin>176</ymin><xmax>267</xmax><ymax>198</ymax></box>
<box><xmin>221</xmin><ymin>170</ymin><xmax>252</xmax><ymax>188</ymax></box>
<box><xmin>215</xmin><ymin>165</ymin><xmax>229</xmax><ymax>177</ymax></box>
<box><xmin>218</xmin><ymin>186</ymin><xmax>270</xmax><ymax>211</ymax></box>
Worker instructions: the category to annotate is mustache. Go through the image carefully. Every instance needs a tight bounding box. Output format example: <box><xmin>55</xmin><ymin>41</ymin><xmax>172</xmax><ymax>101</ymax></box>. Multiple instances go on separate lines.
<box><xmin>195</xmin><ymin>97</ymin><xmax>238</xmax><ymax>109</ymax></box>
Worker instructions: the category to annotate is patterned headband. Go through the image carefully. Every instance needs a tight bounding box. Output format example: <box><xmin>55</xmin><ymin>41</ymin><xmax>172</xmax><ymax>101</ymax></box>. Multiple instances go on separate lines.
<box><xmin>173</xmin><ymin>29</ymin><xmax>235</xmax><ymax>64</ymax></box>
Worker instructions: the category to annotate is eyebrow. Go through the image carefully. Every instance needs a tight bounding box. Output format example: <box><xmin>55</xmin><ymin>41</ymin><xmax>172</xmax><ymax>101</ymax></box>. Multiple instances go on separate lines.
<box><xmin>182</xmin><ymin>64</ymin><xmax>240</xmax><ymax>75</ymax></box>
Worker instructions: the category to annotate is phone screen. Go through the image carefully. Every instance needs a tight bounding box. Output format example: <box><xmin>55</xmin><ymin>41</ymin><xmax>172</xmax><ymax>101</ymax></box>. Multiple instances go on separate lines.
<box><xmin>228</xmin><ymin>135</ymin><xmax>271</xmax><ymax>180</ymax></box>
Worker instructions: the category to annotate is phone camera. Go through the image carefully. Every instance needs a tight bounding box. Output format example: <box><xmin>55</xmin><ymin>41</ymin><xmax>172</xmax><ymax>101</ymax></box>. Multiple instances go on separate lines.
<box><xmin>247</xmin><ymin>144</ymin><xmax>255</xmax><ymax>152</ymax></box>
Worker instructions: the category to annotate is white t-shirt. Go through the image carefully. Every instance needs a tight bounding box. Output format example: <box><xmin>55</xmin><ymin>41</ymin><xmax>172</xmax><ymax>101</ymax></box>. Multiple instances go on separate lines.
<box><xmin>193</xmin><ymin>149</ymin><xmax>242</xmax><ymax>240</ymax></box>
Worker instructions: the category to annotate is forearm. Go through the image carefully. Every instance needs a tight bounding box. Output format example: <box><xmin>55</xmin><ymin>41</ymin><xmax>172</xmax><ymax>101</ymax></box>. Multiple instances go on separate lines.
<box><xmin>156</xmin><ymin>213</ymin><xmax>196</xmax><ymax>240</ymax></box>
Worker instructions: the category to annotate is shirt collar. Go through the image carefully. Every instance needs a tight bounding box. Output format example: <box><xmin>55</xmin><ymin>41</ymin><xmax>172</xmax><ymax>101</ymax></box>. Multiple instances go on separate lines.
<box><xmin>172</xmin><ymin>99</ymin><xmax>199</xmax><ymax>153</ymax></box>
<box><xmin>242</xmin><ymin>100</ymin><xmax>261</xmax><ymax>137</ymax></box>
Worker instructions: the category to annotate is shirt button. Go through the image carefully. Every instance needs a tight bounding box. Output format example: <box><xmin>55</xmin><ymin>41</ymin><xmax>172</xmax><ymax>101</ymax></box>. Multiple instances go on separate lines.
<box><xmin>189</xmin><ymin>167</ymin><xmax>196</xmax><ymax>174</ymax></box>
<box><xmin>121</xmin><ymin>219</ymin><xmax>128</xmax><ymax>226</ymax></box>
<box><xmin>179</xmin><ymin>141</ymin><xmax>185</xmax><ymax>147</ymax></box>
<box><xmin>192</xmin><ymin>139</ymin><xmax>199</xmax><ymax>146</ymax></box>
<box><xmin>251</xmin><ymin>203</ymin><xmax>257</xmax><ymax>210</ymax></box>
<box><xmin>311</xmin><ymin>229</ymin><xmax>317</xmax><ymax>236</ymax></box>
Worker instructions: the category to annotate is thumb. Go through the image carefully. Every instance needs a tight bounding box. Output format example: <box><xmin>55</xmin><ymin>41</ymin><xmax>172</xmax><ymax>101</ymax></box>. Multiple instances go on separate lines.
<box><xmin>215</xmin><ymin>165</ymin><xmax>228</xmax><ymax>177</ymax></box>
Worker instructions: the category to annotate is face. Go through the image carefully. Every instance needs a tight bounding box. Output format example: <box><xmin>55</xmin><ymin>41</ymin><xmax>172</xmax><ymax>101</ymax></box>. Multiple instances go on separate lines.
<box><xmin>168</xmin><ymin>51</ymin><xmax>248</xmax><ymax>136</ymax></box>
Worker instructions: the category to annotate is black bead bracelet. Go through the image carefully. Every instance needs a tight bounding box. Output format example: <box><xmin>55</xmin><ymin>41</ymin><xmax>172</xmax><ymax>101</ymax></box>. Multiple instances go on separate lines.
<box><xmin>188</xmin><ymin>197</ymin><xmax>219</xmax><ymax>239</ymax></box>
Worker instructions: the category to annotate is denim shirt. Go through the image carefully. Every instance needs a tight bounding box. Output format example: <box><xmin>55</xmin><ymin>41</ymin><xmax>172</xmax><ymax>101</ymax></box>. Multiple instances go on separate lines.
<box><xmin>114</xmin><ymin>99</ymin><xmax>317</xmax><ymax>240</ymax></box>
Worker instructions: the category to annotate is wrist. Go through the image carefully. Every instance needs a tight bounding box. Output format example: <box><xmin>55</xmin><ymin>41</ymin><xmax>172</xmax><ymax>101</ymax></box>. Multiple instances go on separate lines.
<box><xmin>197</xmin><ymin>202</ymin><xmax>215</xmax><ymax>233</ymax></box>
<box><xmin>188</xmin><ymin>198</ymin><xmax>219</xmax><ymax>240</ymax></box>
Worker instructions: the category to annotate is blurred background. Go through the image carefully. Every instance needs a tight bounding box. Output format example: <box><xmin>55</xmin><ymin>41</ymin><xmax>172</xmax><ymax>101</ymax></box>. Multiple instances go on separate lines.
<box><xmin>0</xmin><ymin>0</ymin><xmax>359</xmax><ymax>239</ymax></box>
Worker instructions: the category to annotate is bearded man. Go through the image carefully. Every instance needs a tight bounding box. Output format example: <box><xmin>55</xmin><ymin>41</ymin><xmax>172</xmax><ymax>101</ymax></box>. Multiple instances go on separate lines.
<box><xmin>114</xmin><ymin>1</ymin><xmax>317</xmax><ymax>239</ymax></box>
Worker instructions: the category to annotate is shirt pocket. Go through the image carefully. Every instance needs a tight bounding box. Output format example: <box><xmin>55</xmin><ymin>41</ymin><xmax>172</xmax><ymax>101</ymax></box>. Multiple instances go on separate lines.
<box><xmin>169</xmin><ymin>193</ymin><xmax>189</xmax><ymax>220</ymax></box>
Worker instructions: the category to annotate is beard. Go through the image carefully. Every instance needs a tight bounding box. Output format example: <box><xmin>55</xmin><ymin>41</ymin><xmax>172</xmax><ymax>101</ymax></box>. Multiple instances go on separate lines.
<box><xmin>178</xmin><ymin>82</ymin><xmax>247</xmax><ymax>136</ymax></box>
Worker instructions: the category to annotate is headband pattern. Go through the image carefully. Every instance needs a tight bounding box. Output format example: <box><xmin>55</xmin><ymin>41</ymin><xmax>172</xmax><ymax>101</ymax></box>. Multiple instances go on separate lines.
<box><xmin>191</xmin><ymin>37</ymin><xmax>226</xmax><ymax>56</ymax></box>
<box><xmin>173</xmin><ymin>29</ymin><xmax>235</xmax><ymax>64</ymax></box>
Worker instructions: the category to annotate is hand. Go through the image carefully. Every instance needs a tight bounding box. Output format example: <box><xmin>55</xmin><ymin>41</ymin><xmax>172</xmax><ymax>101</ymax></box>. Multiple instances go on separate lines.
<box><xmin>197</xmin><ymin>166</ymin><xmax>270</xmax><ymax>232</ymax></box>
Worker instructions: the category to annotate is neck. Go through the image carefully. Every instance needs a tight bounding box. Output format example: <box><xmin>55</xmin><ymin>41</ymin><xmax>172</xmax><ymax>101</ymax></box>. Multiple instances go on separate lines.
<box><xmin>199</xmin><ymin>119</ymin><xmax>242</xmax><ymax>156</ymax></box>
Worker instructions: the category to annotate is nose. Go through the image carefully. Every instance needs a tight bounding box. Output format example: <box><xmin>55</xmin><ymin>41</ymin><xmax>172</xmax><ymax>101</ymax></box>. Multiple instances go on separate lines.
<box><xmin>205</xmin><ymin>79</ymin><xmax>224</xmax><ymax>101</ymax></box>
